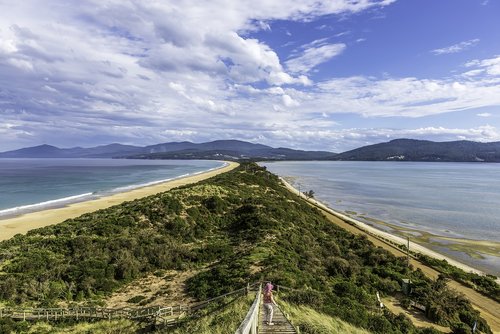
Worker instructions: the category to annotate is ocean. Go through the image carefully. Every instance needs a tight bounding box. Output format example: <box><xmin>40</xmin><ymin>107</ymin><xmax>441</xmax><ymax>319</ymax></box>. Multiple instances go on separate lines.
<box><xmin>261</xmin><ymin>161</ymin><xmax>500</xmax><ymax>276</ymax></box>
<box><xmin>0</xmin><ymin>159</ymin><xmax>224</xmax><ymax>217</ymax></box>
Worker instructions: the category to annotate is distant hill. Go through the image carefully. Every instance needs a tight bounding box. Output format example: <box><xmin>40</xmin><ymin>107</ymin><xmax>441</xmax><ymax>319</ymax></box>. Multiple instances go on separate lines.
<box><xmin>130</xmin><ymin>140</ymin><xmax>335</xmax><ymax>160</ymax></box>
<box><xmin>331</xmin><ymin>139</ymin><xmax>500</xmax><ymax>162</ymax></box>
<box><xmin>0</xmin><ymin>140</ymin><xmax>336</xmax><ymax>161</ymax></box>
<box><xmin>4</xmin><ymin>138</ymin><xmax>500</xmax><ymax>162</ymax></box>
<box><xmin>0</xmin><ymin>143</ymin><xmax>144</xmax><ymax>158</ymax></box>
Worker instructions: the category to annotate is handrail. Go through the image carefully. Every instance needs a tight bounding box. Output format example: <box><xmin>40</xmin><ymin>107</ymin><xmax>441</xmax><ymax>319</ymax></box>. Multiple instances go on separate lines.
<box><xmin>0</xmin><ymin>283</ymin><xmax>257</xmax><ymax>323</ymax></box>
<box><xmin>235</xmin><ymin>284</ymin><xmax>262</xmax><ymax>334</ymax></box>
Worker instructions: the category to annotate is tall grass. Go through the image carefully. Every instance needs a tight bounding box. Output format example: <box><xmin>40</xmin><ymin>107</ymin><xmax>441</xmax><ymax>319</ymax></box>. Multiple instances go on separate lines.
<box><xmin>280</xmin><ymin>301</ymin><xmax>372</xmax><ymax>334</ymax></box>
<box><xmin>165</xmin><ymin>294</ymin><xmax>253</xmax><ymax>334</ymax></box>
<box><xmin>24</xmin><ymin>319</ymin><xmax>138</xmax><ymax>334</ymax></box>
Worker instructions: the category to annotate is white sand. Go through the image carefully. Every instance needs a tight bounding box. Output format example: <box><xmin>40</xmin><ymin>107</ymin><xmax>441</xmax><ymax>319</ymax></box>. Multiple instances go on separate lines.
<box><xmin>0</xmin><ymin>161</ymin><xmax>239</xmax><ymax>241</ymax></box>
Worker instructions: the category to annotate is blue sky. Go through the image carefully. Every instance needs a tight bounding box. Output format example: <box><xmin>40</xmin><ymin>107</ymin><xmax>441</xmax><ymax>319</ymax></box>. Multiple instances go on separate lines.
<box><xmin>0</xmin><ymin>0</ymin><xmax>499</xmax><ymax>152</ymax></box>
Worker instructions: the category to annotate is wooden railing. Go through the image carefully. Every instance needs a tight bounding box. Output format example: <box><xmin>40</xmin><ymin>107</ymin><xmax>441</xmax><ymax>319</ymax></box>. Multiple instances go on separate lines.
<box><xmin>0</xmin><ymin>284</ymin><xmax>254</xmax><ymax>326</ymax></box>
<box><xmin>0</xmin><ymin>305</ymin><xmax>188</xmax><ymax>322</ymax></box>
<box><xmin>235</xmin><ymin>284</ymin><xmax>262</xmax><ymax>334</ymax></box>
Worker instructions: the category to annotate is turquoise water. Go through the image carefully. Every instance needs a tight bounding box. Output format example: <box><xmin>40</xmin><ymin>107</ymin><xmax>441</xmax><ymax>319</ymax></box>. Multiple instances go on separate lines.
<box><xmin>261</xmin><ymin>161</ymin><xmax>500</xmax><ymax>275</ymax></box>
<box><xmin>0</xmin><ymin>159</ymin><xmax>224</xmax><ymax>217</ymax></box>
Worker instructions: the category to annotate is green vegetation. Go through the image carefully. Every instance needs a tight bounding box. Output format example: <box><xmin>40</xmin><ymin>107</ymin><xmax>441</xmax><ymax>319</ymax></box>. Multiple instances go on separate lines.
<box><xmin>0</xmin><ymin>319</ymin><xmax>138</xmax><ymax>334</ymax></box>
<box><xmin>169</xmin><ymin>294</ymin><xmax>253</xmax><ymax>334</ymax></box>
<box><xmin>415</xmin><ymin>253</ymin><xmax>500</xmax><ymax>303</ymax></box>
<box><xmin>279</xmin><ymin>300</ymin><xmax>371</xmax><ymax>334</ymax></box>
<box><xmin>0</xmin><ymin>163</ymin><xmax>494</xmax><ymax>333</ymax></box>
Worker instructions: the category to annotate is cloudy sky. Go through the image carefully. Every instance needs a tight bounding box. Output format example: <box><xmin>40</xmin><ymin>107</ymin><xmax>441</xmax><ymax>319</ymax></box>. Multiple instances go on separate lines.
<box><xmin>1</xmin><ymin>0</ymin><xmax>499</xmax><ymax>152</ymax></box>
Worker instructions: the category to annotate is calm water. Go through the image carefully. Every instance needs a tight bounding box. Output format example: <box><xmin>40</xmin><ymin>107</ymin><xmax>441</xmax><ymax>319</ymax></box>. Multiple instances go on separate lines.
<box><xmin>0</xmin><ymin>159</ymin><xmax>224</xmax><ymax>217</ymax></box>
<box><xmin>261</xmin><ymin>161</ymin><xmax>500</xmax><ymax>275</ymax></box>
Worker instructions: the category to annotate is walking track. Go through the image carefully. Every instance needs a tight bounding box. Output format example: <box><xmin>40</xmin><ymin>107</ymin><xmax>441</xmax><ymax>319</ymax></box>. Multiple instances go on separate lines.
<box><xmin>259</xmin><ymin>302</ymin><xmax>296</xmax><ymax>334</ymax></box>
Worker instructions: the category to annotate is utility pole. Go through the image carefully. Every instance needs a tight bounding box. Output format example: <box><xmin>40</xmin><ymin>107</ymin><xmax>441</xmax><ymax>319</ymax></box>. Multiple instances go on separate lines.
<box><xmin>406</xmin><ymin>236</ymin><xmax>410</xmax><ymax>267</ymax></box>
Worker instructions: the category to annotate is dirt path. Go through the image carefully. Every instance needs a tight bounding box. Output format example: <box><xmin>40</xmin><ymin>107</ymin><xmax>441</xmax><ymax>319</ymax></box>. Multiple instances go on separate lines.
<box><xmin>382</xmin><ymin>296</ymin><xmax>450</xmax><ymax>333</ymax></box>
<box><xmin>280</xmin><ymin>179</ymin><xmax>500</xmax><ymax>333</ymax></box>
<box><xmin>105</xmin><ymin>269</ymin><xmax>199</xmax><ymax>308</ymax></box>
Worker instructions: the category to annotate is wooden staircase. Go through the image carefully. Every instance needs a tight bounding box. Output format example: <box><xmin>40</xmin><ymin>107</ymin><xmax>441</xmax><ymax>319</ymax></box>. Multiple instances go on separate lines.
<box><xmin>259</xmin><ymin>303</ymin><xmax>296</xmax><ymax>334</ymax></box>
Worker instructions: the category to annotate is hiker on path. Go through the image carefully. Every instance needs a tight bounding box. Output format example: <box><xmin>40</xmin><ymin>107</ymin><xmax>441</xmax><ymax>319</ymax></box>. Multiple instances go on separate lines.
<box><xmin>263</xmin><ymin>282</ymin><xmax>278</xmax><ymax>325</ymax></box>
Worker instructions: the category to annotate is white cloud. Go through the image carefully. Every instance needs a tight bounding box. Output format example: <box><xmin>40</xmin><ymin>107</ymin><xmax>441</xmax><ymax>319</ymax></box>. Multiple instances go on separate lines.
<box><xmin>286</xmin><ymin>43</ymin><xmax>346</xmax><ymax>73</ymax></box>
<box><xmin>462</xmin><ymin>69</ymin><xmax>484</xmax><ymax>77</ymax></box>
<box><xmin>282</xmin><ymin>94</ymin><xmax>300</xmax><ymax>107</ymax></box>
<box><xmin>431</xmin><ymin>39</ymin><xmax>480</xmax><ymax>55</ymax></box>
<box><xmin>477</xmin><ymin>113</ymin><xmax>492</xmax><ymax>117</ymax></box>
<box><xmin>2</xmin><ymin>0</ymin><xmax>500</xmax><ymax>153</ymax></box>
<box><xmin>478</xmin><ymin>55</ymin><xmax>500</xmax><ymax>76</ymax></box>
<box><xmin>312</xmin><ymin>72</ymin><xmax>500</xmax><ymax>118</ymax></box>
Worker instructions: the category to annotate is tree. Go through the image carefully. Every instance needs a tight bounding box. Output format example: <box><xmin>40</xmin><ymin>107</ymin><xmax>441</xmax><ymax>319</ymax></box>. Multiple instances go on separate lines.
<box><xmin>303</xmin><ymin>190</ymin><xmax>315</xmax><ymax>198</ymax></box>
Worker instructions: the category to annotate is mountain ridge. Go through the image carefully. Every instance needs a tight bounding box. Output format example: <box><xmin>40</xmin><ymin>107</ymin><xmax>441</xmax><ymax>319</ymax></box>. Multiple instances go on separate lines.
<box><xmin>330</xmin><ymin>138</ymin><xmax>500</xmax><ymax>162</ymax></box>
<box><xmin>0</xmin><ymin>140</ymin><xmax>336</xmax><ymax>160</ymax></box>
<box><xmin>2</xmin><ymin>138</ymin><xmax>500</xmax><ymax>162</ymax></box>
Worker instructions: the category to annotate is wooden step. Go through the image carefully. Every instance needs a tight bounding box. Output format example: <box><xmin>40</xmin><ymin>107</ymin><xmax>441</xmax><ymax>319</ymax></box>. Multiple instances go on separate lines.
<box><xmin>259</xmin><ymin>303</ymin><xmax>296</xmax><ymax>334</ymax></box>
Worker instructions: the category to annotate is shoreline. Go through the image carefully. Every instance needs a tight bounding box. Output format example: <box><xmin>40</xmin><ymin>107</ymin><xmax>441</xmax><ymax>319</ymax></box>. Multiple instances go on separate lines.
<box><xmin>0</xmin><ymin>161</ymin><xmax>239</xmax><ymax>242</ymax></box>
<box><xmin>279</xmin><ymin>177</ymin><xmax>489</xmax><ymax>277</ymax></box>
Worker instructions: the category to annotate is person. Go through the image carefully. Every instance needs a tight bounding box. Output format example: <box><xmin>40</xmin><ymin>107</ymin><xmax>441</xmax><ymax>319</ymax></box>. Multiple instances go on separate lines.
<box><xmin>263</xmin><ymin>282</ymin><xmax>278</xmax><ymax>325</ymax></box>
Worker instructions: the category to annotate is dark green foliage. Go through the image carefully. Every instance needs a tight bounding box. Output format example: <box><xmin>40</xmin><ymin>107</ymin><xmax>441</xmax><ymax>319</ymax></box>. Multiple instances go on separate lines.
<box><xmin>303</xmin><ymin>189</ymin><xmax>315</xmax><ymax>198</ymax></box>
<box><xmin>202</xmin><ymin>196</ymin><xmax>225</xmax><ymax>213</ymax></box>
<box><xmin>0</xmin><ymin>162</ymin><xmax>493</xmax><ymax>334</ymax></box>
<box><xmin>451</xmin><ymin>322</ymin><xmax>472</xmax><ymax>334</ymax></box>
<box><xmin>416</xmin><ymin>254</ymin><xmax>499</xmax><ymax>302</ymax></box>
<box><xmin>332</xmin><ymin>138</ymin><xmax>500</xmax><ymax>162</ymax></box>
<box><xmin>0</xmin><ymin>318</ymin><xmax>29</xmax><ymax>333</ymax></box>
<box><xmin>127</xmin><ymin>295</ymin><xmax>146</xmax><ymax>304</ymax></box>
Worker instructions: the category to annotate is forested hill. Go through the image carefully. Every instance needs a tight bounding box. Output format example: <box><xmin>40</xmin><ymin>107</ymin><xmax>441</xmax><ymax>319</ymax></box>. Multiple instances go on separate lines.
<box><xmin>0</xmin><ymin>140</ymin><xmax>336</xmax><ymax>160</ymax></box>
<box><xmin>331</xmin><ymin>139</ymin><xmax>500</xmax><ymax>162</ymax></box>
<box><xmin>0</xmin><ymin>163</ymin><xmax>494</xmax><ymax>333</ymax></box>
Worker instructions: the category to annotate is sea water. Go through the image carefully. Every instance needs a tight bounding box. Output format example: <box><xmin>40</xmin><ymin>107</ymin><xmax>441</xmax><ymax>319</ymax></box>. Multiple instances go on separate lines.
<box><xmin>261</xmin><ymin>161</ymin><xmax>500</xmax><ymax>275</ymax></box>
<box><xmin>0</xmin><ymin>158</ymin><xmax>224</xmax><ymax>217</ymax></box>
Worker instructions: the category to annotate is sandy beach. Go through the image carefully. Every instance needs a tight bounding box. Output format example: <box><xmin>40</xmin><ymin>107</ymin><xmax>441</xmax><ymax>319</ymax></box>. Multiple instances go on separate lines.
<box><xmin>0</xmin><ymin>161</ymin><xmax>238</xmax><ymax>242</ymax></box>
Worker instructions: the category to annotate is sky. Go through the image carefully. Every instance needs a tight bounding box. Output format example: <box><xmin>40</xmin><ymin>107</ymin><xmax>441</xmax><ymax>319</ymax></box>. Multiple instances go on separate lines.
<box><xmin>0</xmin><ymin>0</ymin><xmax>499</xmax><ymax>152</ymax></box>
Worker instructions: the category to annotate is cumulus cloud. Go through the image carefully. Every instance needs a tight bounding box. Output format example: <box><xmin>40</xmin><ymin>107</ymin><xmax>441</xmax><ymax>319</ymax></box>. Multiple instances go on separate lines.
<box><xmin>431</xmin><ymin>39</ymin><xmax>480</xmax><ymax>55</ymax></box>
<box><xmin>1</xmin><ymin>0</ymin><xmax>500</xmax><ymax>153</ymax></box>
<box><xmin>282</xmin><ymin>94</ymin><xmax>300</xmax><ymax>107</ymax></box>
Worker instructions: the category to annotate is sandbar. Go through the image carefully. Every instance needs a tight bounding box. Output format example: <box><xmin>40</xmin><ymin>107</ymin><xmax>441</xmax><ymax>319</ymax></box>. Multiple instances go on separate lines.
<box><xmin>0</xmin><ymin>161</ymin><xmax>239</xmax><ymax>242</ymax></box>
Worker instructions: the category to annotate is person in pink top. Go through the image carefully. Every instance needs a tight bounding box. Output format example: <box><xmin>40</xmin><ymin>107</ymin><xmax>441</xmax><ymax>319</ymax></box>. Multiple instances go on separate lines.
<box><xmin>263</xmin><ymin>282</ymin><xmax>278</xmax><ymax>325</ymax></box>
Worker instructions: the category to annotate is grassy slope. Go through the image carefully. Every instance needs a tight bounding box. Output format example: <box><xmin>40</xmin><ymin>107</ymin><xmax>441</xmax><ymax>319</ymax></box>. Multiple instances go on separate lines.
<box><xmin>167</xmin><ymin>294</ymin><xmax>253</xmax><ymax>334</ymax></box>
<box><xmin>0</xmin><ymin>163</ymin><xmax>492</xmax><ymax>333</ymax></box>
<box><xmin>280</xmin><ymin>300</ymin><xmax>371</xmax><ymax>334</ymax></box>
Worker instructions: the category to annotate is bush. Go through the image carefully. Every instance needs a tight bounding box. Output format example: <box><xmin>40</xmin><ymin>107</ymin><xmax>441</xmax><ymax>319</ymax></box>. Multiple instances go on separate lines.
<box><xmin>126</xmin><ymin>295</ymin><xmax>146</xmax><ymax>304</ymax></box>
<box><xmin>451</xmin><ymin>322</ymin><xmax>472</xmax><ymax>334</ymax></box>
